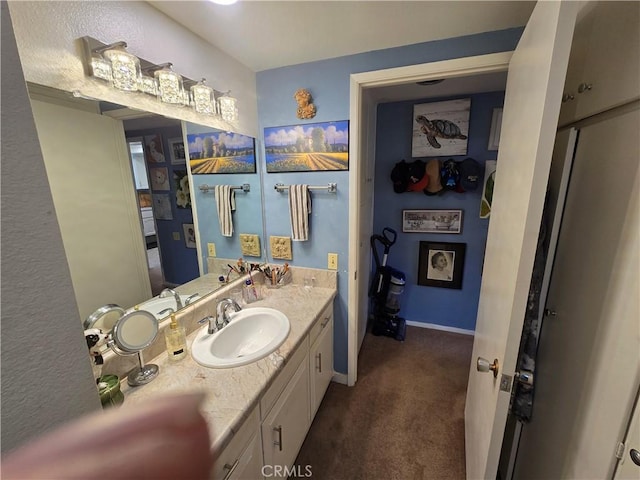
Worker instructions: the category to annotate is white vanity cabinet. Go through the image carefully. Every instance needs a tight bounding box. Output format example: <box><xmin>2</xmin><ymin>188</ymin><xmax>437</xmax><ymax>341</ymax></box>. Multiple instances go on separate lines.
<box><xmin>261</xmin><ymin>355</ymin><xmax>310</xmax><ymax>470</ymax></box>
<box><xmin>211</xmin><ymin>406</ymin><xmax>264</xmax><ymax>480</ymax></box>
<box><xmin>559</xmin><ymin>1</ymin><xmax>639</xmax><ymax>126</ymax></box>
<box><xmin>309</xmin><ymin>305</ymin><xmax>334</xmax><ymax>419</ymax></box>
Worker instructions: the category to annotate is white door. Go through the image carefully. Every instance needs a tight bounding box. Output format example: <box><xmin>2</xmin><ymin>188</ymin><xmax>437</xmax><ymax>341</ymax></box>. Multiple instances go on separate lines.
<box><xmin>464</xmin><ymin>2</ymin><xmax>578</xmax><ymax>478</ymax></box>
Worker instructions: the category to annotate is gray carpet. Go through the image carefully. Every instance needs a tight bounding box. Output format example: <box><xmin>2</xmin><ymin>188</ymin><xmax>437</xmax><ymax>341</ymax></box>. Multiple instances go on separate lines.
<box><xmin>294</xmin><ymin>326</ymin><xmax>473</xmax><ymax>480</ymax></box>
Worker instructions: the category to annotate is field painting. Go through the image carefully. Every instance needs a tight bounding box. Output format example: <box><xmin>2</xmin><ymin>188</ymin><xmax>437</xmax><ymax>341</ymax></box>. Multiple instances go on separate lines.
<box><xmin>264</xmin><ymin>120</ymin><xmax>349</xmax><ymax>172</ymax></box>
<box><xmin>187</xmin><ymin>130</ymin><xmax>256</xmax><ymax>174</ymax></box>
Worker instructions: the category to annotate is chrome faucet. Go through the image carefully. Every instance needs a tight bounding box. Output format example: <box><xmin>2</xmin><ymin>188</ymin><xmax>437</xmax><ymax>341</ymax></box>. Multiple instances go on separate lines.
<box><xmin>184</xmin><ymin>293</ymin><xmax>199</xmax><ymax>305</ymax></box>
<box><xmin>199</xmin><ymin>315</ymin><xmax>222</xmax><ymax>335</ymax></box>
<box><xmin>216</xmin><ymin>298</ymin><xmax>242</xmax><ymax>328</ymax></box>
<box><xmin>159</xmin><ymin>288</ymin><xmax>183</xmax><ymax>310</ymax></box>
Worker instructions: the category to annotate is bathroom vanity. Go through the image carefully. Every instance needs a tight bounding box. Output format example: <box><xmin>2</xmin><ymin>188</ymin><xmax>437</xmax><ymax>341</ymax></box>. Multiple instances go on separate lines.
<box><xmin>119</xmin><ymin>269</ymin><xmax>337</xmax><ymax>479</ymax></box>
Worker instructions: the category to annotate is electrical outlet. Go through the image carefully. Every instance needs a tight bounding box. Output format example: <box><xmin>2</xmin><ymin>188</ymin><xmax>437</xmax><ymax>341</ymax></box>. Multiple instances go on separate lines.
<box><xmin>207</xmin><ymin>243</ymin><xmax>216</xmax><ymax>257</ymax></box>
<box><xmin>172</xmin><ymin>232</ymin><xmax>181</xmax><ymax>241</ymax></box>
<box><xmin>328</xmin><ymin>253</ymin><xmax>338</xmax><ymax>270</ymax></box>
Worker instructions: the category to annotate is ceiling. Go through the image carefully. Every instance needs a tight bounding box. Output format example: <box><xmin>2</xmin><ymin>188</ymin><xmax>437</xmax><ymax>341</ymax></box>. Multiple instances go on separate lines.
<box><xmin>149</xmin><ymin>1</ymin><xmax>533</xmax><ymax>104</ymax></box>
<box><xmin>149</xmin><ymin>1</ymin><xmax>535</xmax><ymax>72</ymax></box>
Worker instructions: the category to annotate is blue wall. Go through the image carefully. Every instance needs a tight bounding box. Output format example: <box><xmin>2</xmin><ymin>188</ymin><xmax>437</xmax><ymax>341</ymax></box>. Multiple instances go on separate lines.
<box><xmin>184</xmin><ymin>122</ymin><xmax>264</xmax><ymax>272</ymax></box>
<box><xmin>374</xmin><ymin>92</ymin><xmax>504</xmax><ymax>331</ymax></box>
<box><xmin>254</xmin><ymin>28</ymin><xmax>522</xmax><ymax>374</ymax></box>
<box><xmin>125</xmin><ymin>125</ymin><xmax>199</xmax><ymax>285</ymax></box>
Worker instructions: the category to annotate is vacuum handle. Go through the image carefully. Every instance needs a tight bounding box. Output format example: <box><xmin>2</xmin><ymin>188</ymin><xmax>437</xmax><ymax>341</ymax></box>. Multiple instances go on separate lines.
<box><xmin>382</xmin><ymin>227</ymin><xmax>397</xmax><ymax>247</ymax></box>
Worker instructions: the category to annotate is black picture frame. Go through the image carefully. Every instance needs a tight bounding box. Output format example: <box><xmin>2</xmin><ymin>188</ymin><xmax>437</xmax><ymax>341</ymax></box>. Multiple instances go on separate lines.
<box><xmin>418</xmin><ymin>241</ymin><xmax>466</xmax><ymax>289</ymax></box>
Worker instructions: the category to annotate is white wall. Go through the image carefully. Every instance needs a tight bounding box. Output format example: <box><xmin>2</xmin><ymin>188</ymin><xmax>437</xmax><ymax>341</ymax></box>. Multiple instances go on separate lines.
<box><xmin>1</xmin><ymin>3</ymin><xmax>101</xmax><ymax>453</ymax></box>
<box><xmin>7</xmin><ymin>1</ymin><xmax>258</xmax><ymax>136</ymax></box>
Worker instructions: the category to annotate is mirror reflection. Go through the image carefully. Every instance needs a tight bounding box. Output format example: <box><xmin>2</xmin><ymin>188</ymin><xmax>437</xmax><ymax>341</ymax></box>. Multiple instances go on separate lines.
<box><xmin>27</xmin><ymin>83</ymin><xmax>264</xmax><ymax>330</ymax></box>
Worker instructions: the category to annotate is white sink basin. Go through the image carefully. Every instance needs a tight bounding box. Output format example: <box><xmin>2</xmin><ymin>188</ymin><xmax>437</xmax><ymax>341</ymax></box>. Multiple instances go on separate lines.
<box><xmin>191</xmin><ymin>307</ymin><xmax>290</xmax><ymax>368</ymax></box>
<box><xmin>132</xmin><ymin>294</ymin><xmax>198</xmax><ymax>320</ymax></box>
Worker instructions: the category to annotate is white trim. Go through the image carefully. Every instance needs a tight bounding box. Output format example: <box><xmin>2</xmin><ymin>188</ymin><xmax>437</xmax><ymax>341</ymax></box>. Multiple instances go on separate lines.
<box><xmin>347</xmin><ymin>51</ymin><xmax>512</xmax><ymax>387</ymax></box>
<box><xmin>405</xmin><ymin>320</ymin><xmax>475</xmax><ymax>336</ymax></box>
<box><xmin>331</xmin><ymin>372</ymin><xmax>349</xmax><ymax>385</ymax></box>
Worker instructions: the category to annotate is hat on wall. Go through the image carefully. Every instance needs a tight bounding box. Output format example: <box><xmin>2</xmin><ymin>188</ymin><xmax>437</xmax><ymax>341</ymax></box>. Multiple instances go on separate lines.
<box><xmin>390</xmin><ymin>160</ymin><xmax>410</xmax><ymax>193</ymax></box>
<box><xmin>406</xmin><ymin>160</ymin><xmax>430</xmax><ymax>192</ymax></box>
<box><xmin>457</xmin><ymin>158</ymin><xmax>482</xmax><ymax>192</ymax></box>
<box><xmin>441</xmin><ymin>159</ymin><xmax>460</xmax><ymax>191</ymax></box>
<box><xmin>424</xmin><ymin>159</ymin><xmax>443</xmax><ymax>195</ymax></box>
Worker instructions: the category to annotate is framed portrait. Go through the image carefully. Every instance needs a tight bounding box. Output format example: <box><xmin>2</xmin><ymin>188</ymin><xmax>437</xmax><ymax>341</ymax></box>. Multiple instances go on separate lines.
<box><xmin>187</xmin><ymin>129</ymin><xmax>256</xmax><ymax>174</ymax></box>
<box><xmin>183</xmin><ymin>223</ymin><xmax>196</xmax><ymax>249</ymax></box>
<box><xmin>168</xmin><ymin>137</ymin><xmax>186</xmax><ymax>164</ymax></box>
<box><xmin>412</xmin><ymin>98</ymin><xmax>470</xmax><ymax>157</ymax></box>
<box><xmin>402</xmin><ymin>209</ymin><xmax>463</xmax><ymax>234</ymax></box>
<box><xmin>152</xmin><ymin>194</ymin><xmax>173</xmax><ymax>220</ymax></box>
<box><xmin>418</xmin><ymin>241</ymin><xmax>466</xmax><ymax>289</ymax></box>
<box><xmin>149</xmin><ymin>167</ymin><xmax>170</xmax><ymax>191</ymax></box>
<box><xmin>144</xmin><ymin>134</ymin><xmax>166</xmax><ymax>164</ymax></box>
<box><xmin>264</xmin><ymin>120</ymin><xmax>349</xmax><ymax>172</ymax></box>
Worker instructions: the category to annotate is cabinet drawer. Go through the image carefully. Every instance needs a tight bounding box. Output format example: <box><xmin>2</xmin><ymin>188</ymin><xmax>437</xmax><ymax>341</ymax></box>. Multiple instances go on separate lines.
<box><xmin>309</xmin><ymin>303</ymin><xmax>333</xmax><ymax>346</ymax></box>
<box><xmin>211</xmin><ymin>405</ymin><xmax>260</xmax><ymax>480</ymax></box>
<box><xmin>260</xmin><ymin>337</ymin><xmax>308</xmax><ymax>420</ymax></box>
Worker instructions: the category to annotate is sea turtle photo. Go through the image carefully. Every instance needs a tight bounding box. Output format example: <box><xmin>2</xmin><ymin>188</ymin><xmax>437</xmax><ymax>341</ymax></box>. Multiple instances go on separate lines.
<box><xmin>415</xmin><ymin>115</ymin><xmax>468</xmax><ymax>148</ymax></box>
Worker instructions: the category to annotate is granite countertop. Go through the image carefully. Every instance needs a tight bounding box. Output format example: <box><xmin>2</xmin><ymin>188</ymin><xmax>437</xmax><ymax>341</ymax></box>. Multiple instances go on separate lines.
<box><xmin>121</xmin><ymin>282</ymin><xmax>336</xmax><ymax>454</ymax></box>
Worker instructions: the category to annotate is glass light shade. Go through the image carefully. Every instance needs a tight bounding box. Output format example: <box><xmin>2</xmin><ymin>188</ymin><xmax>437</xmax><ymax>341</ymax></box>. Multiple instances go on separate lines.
<box><xmin>154</xmin><ymin>66</ymin><xmax>185</xmax><ymax>105</ymax></box>
<box><xmin>90</xmin><ymin>57</ymin><xmax>112</xmax><ymax>82</ymax></box>
<box><xmin>218</xmin><ymin>94</ymin><xmax>238</xmax><ymax>122</ymax></box>
<box><xmin>191</xmin><ymin>80</ymin><xmax>216</xmax><ymax>115</ymax></box>
<box><xmin>138</xmin><ymin>75</ymin><xmax>158</xmax><ymax>96</ymax></box>
<box><xmin>103</xmin><ymin>49</ymin><xmax>140</xmax><ymax>91</ymax></box>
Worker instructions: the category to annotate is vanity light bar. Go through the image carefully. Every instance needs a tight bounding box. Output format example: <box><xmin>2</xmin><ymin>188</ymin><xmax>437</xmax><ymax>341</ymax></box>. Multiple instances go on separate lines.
<box><xmin>274</xmin><ymin>183</ymin><xmax>337</xmax><ymax>193</ymax></box>
<box><xmin>199</xmin><ymin>184</ymin><xmax>250</xmax><ymax>193</ymax></box>
<box><xmin>80</xmin><ymin>36</ymin><xmax>233</xmax><ymax>122</ymax></box>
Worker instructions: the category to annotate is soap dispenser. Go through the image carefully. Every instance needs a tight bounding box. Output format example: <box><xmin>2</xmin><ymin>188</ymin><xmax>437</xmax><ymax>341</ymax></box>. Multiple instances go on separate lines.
<box><xmin>165</xmin><ymin>313</ymin><xmax>187</xmax><ymax>361</ymax></box>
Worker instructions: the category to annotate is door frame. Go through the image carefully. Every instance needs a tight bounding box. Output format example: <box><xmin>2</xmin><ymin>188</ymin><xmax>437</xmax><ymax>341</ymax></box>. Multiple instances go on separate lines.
<box><xmin>347</xmin><ymin>51</ymin><xmax>513</xmax><ymax>386</ymax></box>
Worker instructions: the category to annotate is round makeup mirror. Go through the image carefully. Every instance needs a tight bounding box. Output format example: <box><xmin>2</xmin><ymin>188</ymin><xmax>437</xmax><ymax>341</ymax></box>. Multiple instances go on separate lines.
<box><xmin>84</xmin><ymin>304</ymin><xmax>125</xmax><ymax>332</ymax></box>
<box><xmin>109</xmin><ymin>310</ymin><xmax>159</xmax><ymax>386</ymax></box>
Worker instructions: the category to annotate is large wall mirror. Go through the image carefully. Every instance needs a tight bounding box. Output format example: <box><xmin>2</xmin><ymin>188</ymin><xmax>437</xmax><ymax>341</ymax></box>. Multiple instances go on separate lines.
<box><xmin>26</xmin><ymin>83</ymin><xmax>265</xmax><ymax>330</ymax></box>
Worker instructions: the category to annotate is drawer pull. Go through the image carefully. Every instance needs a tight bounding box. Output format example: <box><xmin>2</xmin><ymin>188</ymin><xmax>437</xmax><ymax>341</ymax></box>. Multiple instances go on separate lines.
<box><xmin>222</xmin><ymin>459</ymin><xmax>239</xmax><ymax>480</ymax></box>
<box><xmin>273</xmin><ymin>425</ymin><xmax>283</xmax><ymax>452</ymax></box>
<box><xmin>321</xmin><ymin>317</ymin><xmax>330</xmax><ymax>328</ymax></box>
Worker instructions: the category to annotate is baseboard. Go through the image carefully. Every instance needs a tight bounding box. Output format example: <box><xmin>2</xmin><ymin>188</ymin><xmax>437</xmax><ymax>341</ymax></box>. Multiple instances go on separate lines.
<box><xmin>331</xmin><ymin>372</ymin><xmax>348</xmax><ymax>385</ymax></box>
<box><xmin>405</xmin><ymin>320</ymin><xmax>475</xmax><ymax>336</ymax></box>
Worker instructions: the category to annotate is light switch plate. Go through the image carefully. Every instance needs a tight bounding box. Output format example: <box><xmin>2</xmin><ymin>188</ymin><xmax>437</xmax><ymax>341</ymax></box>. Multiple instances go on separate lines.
<box><xmin>328</xmin><ymin>253</ymin><xmax>338</xmax><ymax>270</ymax></box>
<box><xmin>270</xmin><ymin>236</ymin><xmax>292</xmax><ymax>260</ymax></box>
<box><xmin>207</xmin><ymin>243</ymin><xmax>216</xmax><ymax>257</ymax></box>
<box><xmin>239</xmin><ymin>234</ymin><xmax>261</xmax><ymax>257</ymax></box>
<box><xmin>172</xmin><ymin>232</ymin><xmax>181</xmax><ymax>241</ymax></box>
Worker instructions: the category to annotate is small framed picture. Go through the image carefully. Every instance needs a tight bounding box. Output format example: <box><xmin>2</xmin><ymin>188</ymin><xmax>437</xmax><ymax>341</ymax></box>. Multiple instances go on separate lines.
<box><xmin>183</xmin><ymin>223</ymin><xmax>196</xmax><ymax>249</ymax></box>
<box><xmin>144</xmin><ymin>134</ymin><xmax>166</xmax><ymax>163</ymax></box>
<box><xmin>152</xmin><ymin>194</ymin><xmax>173</xmax><ymax>220</ymax></box>
<box><xmin>402</xmin><ymin>209</ymin><xmax>463</xmax><ymax>234</ymax></box>
<box><xmin>168</xmin><ymin>137</ymin><xmax>186</xmax><ymax>165</ymax></box>
<box><xmin>418</xmin><ymin>241</ymin><xmax>466</xmax><ymax>289</ymax></box>
<box><xmin>149</xmin><ymin>167</ymin><xmax>170</xmax><ymax>191</ymax></box>
<box><xmin>488</xmin><ymin>108</ymin><xmax>503</xmax><ymax>150</ymax></box>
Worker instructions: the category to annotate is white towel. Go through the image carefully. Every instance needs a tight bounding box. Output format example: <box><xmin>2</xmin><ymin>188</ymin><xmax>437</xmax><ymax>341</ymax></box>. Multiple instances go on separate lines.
<box><xmin>289</xmin><ymin>184</ymin><xmax>311</xmax><ymax>241</ymax></box>
<box><xmin>214</xmin><ymin>185</ymin><xmax>235</xmax><ymax>237</ymax></box>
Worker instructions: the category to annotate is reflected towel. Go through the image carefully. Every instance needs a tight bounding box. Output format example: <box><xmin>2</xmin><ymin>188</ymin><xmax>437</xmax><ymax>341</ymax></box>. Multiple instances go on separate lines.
<box><xmin>214</xmin><ymin>185</ymin><xmax>235</xmax><ymax>237</ymax></box>
<box><xmin>289</xmin><ymin>184</ymin><xmax>311</xmax><ymax>241</ymax></box>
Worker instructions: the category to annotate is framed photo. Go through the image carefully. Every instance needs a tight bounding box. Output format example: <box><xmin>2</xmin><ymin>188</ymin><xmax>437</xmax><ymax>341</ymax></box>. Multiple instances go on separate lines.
<box><xmin>183</xmin><ymin>223</ymin><xmax>196</xmax><ymax>249</ymax></box>
<box><xmin>418</xmin><ymin>241</ymin><xmax>466</xmax><ymax>289</ymax></box>
<box><xmin>152</xmin><ymin>194</ymin><xmax>173</xmax><ymax>220</ymax></box>
<box><xmin>264</xmin><ymin>120</ymin><xmax>349</xmax><ymax>173</ymax></box>
<box><xmin>168</xmin><ymin>137</ymin><xmax>186</xmax><ymax>164</ymax></box>
<box><xmin>480</xmin><ymin>160</ymin><xmax>497</xmax><ymax>218</ymax></box>
<box><xmin>173</xmin><ymin>170</ymin><xmax>190</xmax><ymax>208</ymax></box>
<box><xmin>412</xmin><ymin>98</ymin><xmax>470</xmax><ymax>157</ymax></box>
<box><xmin>144</xmin><ymin>134</ymin><xmax>166</xmax><ymax>163</ymax></box>
<box><xmin>487</xmin><ymin>108</ymin><xmax>503</xmax><ymax>150</ymax></box>
<box><xmin>187</xmin><ymin>129</ymin><xmax>256</xmax><ymax>174</ymax></box>
<box><xmin>149</xmin><ymin>167</ymin><xmax>170</xmax><ymax>191</ymax></box>
<box><xmin>402</xmin><ymin>209</ymin><xmax>463</xmax><ymax>234</ymax></box>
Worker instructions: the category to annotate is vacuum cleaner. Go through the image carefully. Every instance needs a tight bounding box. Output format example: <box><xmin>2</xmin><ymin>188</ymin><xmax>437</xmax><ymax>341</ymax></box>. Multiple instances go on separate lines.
<box><xmin>369</xmin><ymin>227</ymin><xmax>407</xmax><ymax>341</ymax></box>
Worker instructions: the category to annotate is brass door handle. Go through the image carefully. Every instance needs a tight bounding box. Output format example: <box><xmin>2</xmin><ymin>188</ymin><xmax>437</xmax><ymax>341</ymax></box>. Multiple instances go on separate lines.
<box><xmin>477</xmin><ymin>357</ymin><xmax>499</xmax><ymax>378</ymax></box>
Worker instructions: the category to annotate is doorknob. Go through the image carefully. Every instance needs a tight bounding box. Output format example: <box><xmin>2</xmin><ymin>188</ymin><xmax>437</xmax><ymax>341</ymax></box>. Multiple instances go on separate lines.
<box><xmin>631</xmin><ymin>448</ymin><xmax>640</xmax><ymax>466</ymax></box>
<box><xmin>544</xmin><ymin>309</ymin><xmax>557</xmax><ymax>317</ymax></box>
<box><xmin>477</xmin><ymin>357</ymin><xmax>499</xmax><ymax>378</ymax></box>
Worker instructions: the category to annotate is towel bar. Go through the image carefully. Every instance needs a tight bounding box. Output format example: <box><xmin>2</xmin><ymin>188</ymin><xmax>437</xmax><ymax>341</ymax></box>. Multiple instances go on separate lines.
<box><xmin>274</xmin><ymin>183</ymin><xmax>337</xmax><ymax>193</ymax></box>
<box><xmin>199</xmin><ymin>184</ymin><xmax>250</xmax><ymax>193</ymax></box>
